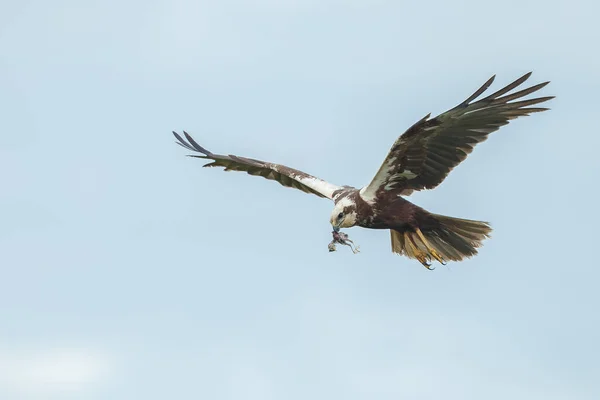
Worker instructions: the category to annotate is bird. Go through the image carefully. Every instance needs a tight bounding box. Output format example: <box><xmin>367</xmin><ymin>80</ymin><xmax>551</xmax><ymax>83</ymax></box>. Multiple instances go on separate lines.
<box><xmin>173</xmin><ymin>72</ymin><xmax>553</xmax><ymax>269</ymax></box>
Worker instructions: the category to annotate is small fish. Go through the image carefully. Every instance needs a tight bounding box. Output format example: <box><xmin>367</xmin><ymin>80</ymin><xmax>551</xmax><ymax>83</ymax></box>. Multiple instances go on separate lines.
<box><xmin>328</xmin><ymin>230</ymin><xmax>360</xmax><ymax>254</ymax></box>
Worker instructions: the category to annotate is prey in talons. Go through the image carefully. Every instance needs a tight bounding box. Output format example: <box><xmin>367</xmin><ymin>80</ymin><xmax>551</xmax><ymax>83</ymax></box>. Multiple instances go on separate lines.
<box><xmin>328</xmin><ymin>230</ymin><xmax>360</xmax><ymax>254</ymax></box>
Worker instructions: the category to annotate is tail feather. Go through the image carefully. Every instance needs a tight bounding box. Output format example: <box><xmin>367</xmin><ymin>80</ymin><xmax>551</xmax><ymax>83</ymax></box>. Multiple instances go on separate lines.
<box><xmin>390</xmin><ymin>214</ymin><xmax>492</xmax><ymax>266</ymax></box>
<box><xmin>428</xmin><ymin>234</ymin><xmax>464</xmax><ymax>261</ymax></box>
<box><xmin>390</xmin><ymin>230</ymin><xmax>404</xmax><ymax>254</ymax></box>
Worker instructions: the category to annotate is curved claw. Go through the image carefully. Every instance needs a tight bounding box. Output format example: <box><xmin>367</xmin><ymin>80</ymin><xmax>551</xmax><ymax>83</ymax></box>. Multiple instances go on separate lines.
<box><xmin>416</xmin><ymin>254</ymin><xmax>432</xmax><ymax>269</ymax></box>
<box><xmin>422</xmin><ymin>260</ymin><xmax>435</xmax><ymax>270</ymax></box>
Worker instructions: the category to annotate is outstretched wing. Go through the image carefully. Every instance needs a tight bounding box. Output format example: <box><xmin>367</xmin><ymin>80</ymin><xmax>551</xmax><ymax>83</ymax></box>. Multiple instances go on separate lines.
<box><xmin>173</xmin><ymin>131</ymin><xmax>343</xmax><ymax>200</ymax></box>
<box><xmin>359</xmin><ymin>72</ymin><xmax>554</xmax><ymax>202</ymax></box>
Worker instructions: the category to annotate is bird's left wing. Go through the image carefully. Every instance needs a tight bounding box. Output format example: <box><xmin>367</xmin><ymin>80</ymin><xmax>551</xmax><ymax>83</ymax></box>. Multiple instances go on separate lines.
<box><xmin>173</xmin><ymin>131</ymin><xmax>343</xmax><ymax>200</ymax></box>
<box><xmin>359</xmin><ymin>72</ymin><xmax>554</xmax><ymax>201</ymax></box>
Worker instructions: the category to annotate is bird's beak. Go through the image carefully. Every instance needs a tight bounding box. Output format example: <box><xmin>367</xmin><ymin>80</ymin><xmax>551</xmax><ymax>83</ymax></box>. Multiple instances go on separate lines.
<box><xmin>332</xmin><ymin>224</ymin><xmax>340</xmax><ymax>232</ymax></box>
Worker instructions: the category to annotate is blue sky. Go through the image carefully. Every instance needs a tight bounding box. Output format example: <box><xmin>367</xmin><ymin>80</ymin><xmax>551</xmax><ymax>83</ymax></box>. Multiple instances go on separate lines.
<box><xmin>1</xmin><ymin>0</ymin><xmax>599</xmax><ymax>399</ymax></box>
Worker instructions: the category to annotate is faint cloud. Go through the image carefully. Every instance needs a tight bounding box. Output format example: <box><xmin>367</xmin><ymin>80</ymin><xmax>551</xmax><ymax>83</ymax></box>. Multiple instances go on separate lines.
<box><xmin>0</xmin><ymin>346</ymin><xmax>111</xmax><ymax>397</ymax></box>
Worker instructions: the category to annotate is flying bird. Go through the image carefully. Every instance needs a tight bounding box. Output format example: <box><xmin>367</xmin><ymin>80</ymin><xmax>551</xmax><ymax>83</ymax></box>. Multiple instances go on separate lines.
<box><xmin>173</xmin><ymin>72</ymin><xmax>553</xmax><ymax>269</ymax></box>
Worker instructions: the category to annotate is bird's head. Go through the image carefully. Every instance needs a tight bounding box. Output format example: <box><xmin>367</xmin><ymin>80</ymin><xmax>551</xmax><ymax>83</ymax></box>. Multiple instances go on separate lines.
<box><xmin>330</xmin><ymin>197</ymin><xmax>358</xmax><ymax>232</ymax></box>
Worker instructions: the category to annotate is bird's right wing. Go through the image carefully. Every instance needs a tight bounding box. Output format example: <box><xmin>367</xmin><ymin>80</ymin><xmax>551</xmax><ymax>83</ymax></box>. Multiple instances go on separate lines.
<box><xmin>173</xmin><ymin>131</ymin><xmax>343</xmax><ymax>200</ymax></box>
<box><xmin>359</xmin><ymin>72</ymin><xmax>553</xmax><ymax>202</ymax></box>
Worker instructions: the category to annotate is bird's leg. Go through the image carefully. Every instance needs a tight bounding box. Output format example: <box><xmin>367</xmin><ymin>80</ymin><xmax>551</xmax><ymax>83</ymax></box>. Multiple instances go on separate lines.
<box><xmin>345</xmin><ymin>239</ymin><xmax>360</xmax><ymax>254</ymax></box>
<box><xmin>340</xmin><ymin>239</ymin><xmax>360</xmax><ymax>254</ymax></box>
<box><xmin>404</xmin><ymin>232</ymin><xmax>433</xmax><ymax>270</ymax></box>
<box><xmin>415</xmin><ymin>228</ymin><xmax>446</xmax><ymax>265</ymax></box>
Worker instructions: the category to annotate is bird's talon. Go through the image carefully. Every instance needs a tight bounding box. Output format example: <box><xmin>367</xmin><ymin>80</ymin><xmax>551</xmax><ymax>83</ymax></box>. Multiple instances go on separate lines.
<box><xmin>431</xmin><ymin>250</ymin><xmax>446</xmax><ymax>265</ymax></box>
<box><xmin>417</xmin><ymin>255</ymin><xmax>432</xmax><ymax>269</ymax></box>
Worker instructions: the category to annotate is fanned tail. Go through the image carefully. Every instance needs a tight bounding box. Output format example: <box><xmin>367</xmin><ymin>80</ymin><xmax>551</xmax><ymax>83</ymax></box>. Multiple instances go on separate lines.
<box><xmin>391</xmin><ymin>214</ymin><xmax>492</xmax><ymax>268</ymax></box>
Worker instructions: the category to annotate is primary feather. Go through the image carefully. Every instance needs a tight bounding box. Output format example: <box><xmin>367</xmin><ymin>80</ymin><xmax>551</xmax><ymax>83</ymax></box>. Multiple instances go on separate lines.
<box><xmin>359</xmin><ymin>72</ymin><xmax>554</xmax><ymax>202</ymax></box>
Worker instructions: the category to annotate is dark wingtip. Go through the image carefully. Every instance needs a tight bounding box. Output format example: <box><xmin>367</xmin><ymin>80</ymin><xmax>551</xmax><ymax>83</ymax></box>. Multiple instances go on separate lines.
<box><xmin>182</xmin><ymin>131</ymin><xmax>211</xmax><ymax>155</ymax></box>
<box><xmin>173</xmin><ymin>131</ymin><xmax>197</xmax><ymax>151</ymax></box>
<box><xmin>537</xmin><ymin>81</ymin><xmax>551</xmax><ymax>90</ymax></box>
<box><xmin>172</xmin><ymin>130</ymin><xmax>212</xmax><ymax>156</ymax></box>
<box><xmin>461</xmin><ymin>74</ymin><xmax>497</xmax><ymax>106</ymax></box>
<box><xmin>172</xmin><ymin>131</ymin><xmax>185</xmax><ymax>144</ymax></box>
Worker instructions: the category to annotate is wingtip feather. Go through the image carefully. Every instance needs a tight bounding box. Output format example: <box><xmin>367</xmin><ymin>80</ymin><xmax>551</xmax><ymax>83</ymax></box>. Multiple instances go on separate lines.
<box><xmin>181</xmin><ymin>131</ymin><xmax>212</xmax><ymax>155</ymax></box>
<box><xmin>461</xmin><ymin>74</ymin><xmax>497</xmax><ymax>105</ymax></box>
<box><xmin>173</xmin><ymin>131</ymin><xmax>197</xmax><ymax>151</ymax></box>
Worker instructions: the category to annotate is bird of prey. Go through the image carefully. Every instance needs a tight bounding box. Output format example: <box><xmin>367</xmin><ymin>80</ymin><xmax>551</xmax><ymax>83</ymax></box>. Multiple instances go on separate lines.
<box><xmin>173</xmin><ymin>72</ymin><xmax>552</xmax><ymax>269</ymax></box>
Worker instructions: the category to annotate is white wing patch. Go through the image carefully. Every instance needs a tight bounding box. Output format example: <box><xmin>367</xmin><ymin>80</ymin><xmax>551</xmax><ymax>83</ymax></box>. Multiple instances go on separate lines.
<box><xmin>399</xmin><ymin>169</ymin><xmax>417</xmax><ymax>179</ymax></box>
<box><xmin>292</xmin><ymin>174</ymin><xmax>341</xmax><ymax>200</ymax></box>
<box><xmin>359</xmin><ymin>157</ymin><xmax>395</xmax><ymax>202</ymax></box>
<box><xmin>359</xmin><ymin>154</ymin><xmax>418</xmax><ymax>202</ymax></box>
<box><xmin>267</xmin><ymin>163</ymin><xmax>342</xmax><ymax>200</ymax></box>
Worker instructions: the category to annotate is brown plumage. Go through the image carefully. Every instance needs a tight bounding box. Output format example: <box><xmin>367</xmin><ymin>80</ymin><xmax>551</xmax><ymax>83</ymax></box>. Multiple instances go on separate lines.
<box><xmin>174</xmin><ymin>72</ymin><xmax>553</xmax><ymax>269</ymax></box>
<box><xmin>360</xmin><ymin>72</ymin><xmax>553</xmax><ymax>198</ymax></box>
<box><xmin>173</xmin><ymin>131</ymin><xmax>339</xmax><ymax>198</ymax></box>
<box><xmin>390</xmin><ymin>215</ymin><xmax>492</xmax><ymax>266</ymax></box>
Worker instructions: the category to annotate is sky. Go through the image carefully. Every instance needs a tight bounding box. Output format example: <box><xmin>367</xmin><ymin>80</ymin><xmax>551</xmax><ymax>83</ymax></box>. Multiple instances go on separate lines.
<box><xmin>1</xmin><ymin>0</ymin><xmax>599</xmax><ymax>399</ymax></box>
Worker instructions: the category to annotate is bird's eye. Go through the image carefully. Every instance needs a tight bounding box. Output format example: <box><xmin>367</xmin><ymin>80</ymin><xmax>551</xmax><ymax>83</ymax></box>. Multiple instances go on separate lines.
<box><xmin>337</xmin><ymin>212</ymin><xmax>344</xmax><ymax>219</ymax></box>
